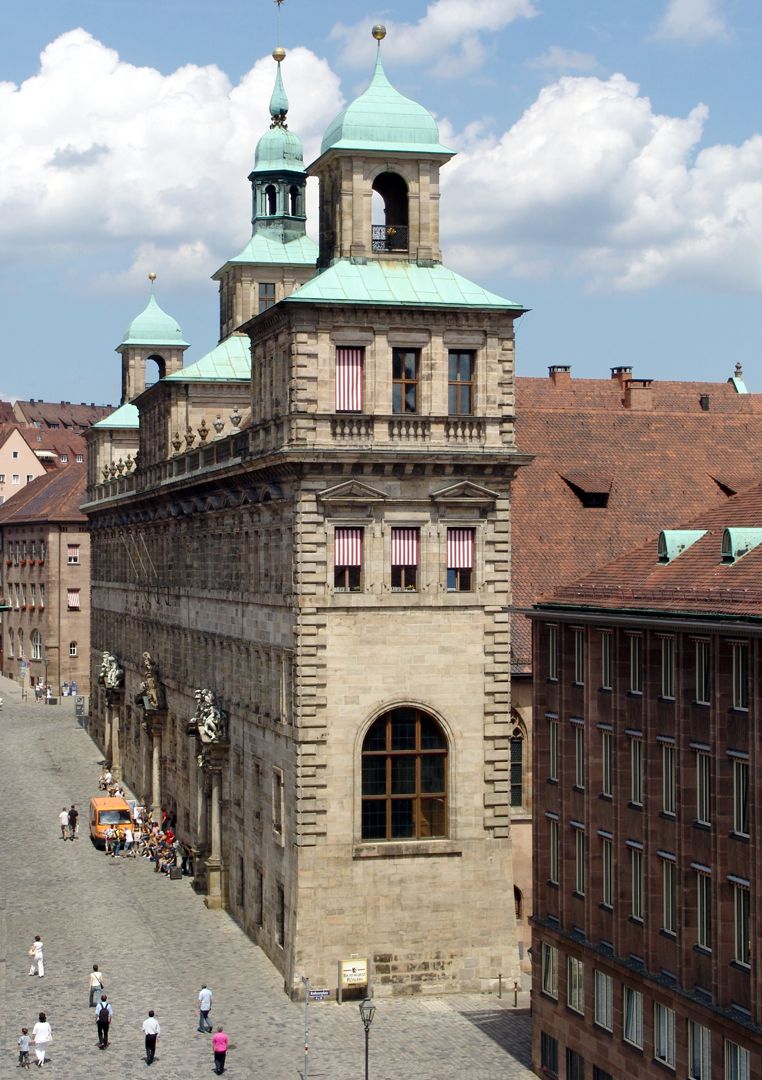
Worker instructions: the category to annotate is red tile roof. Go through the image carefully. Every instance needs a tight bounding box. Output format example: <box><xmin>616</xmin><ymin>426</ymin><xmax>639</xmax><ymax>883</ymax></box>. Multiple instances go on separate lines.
<box><xmin>511</xmin><ymin>372</ymin><xmax>762</xmax><ymax>668</ymax></box>
<box><xmin>12</xmin><ymin>399</ymin><xmax>114</xmax><ymax>430</ymax></box>
<box><xmin>0</xmin><ymin>464</ymin><xmax>87</xmax><ymax>525</ymax></box>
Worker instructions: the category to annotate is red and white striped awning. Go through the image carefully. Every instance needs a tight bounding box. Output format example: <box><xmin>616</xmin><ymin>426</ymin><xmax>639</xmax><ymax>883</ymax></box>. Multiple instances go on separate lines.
<box><xmin>334</xmin><ymin>528</ymin><xmax>363</xmax><ymax>566</ymax></box>
<box><xmin>391</xmin><ymin>528</ymin><xmax>419</xmax><ymax>566</ymax></box>
<box><xmin>447</xmin><ymin>528</ymin><xmax>474</xmax><ymax>569</ymax></box>
<box><xmin>336</xmin><ymin>347</ymin><xmax>363</xmax><ymax>411</ymax></box>
<box><xmin>67</xmin><ymin>589</ymin><xmax>81</xmax><ymax>609</ymax></box>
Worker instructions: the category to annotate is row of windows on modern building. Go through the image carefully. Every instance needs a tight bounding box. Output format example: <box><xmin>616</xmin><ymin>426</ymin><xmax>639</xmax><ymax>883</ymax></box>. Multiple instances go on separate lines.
<box><xmin>538</xmin><ymin>951</ymin><xmax>752</xmax><ymax>1079</ymax></box>
<box><xmin>333</xmin><ymin>526</ymin><xmax>477</xmax><ymax>592</ymax></box>
<box><xmin>6</xmin><ymin>627</ymin><xmax>79</xmax><ymax>660</ymax></box>
<box><xmin>546</xmin><ymin>625</ymin><xmax>751</xmax><ymax>710</ymax></box>
<box><xmin>5</xmin><ymin>584</ymin><xmax>81</xmax><ymax>611</ymax></box>
<box><xmin>6</xmin><ymin>541</ymin><xmax>81</xmax><ymax>565</ymax></box>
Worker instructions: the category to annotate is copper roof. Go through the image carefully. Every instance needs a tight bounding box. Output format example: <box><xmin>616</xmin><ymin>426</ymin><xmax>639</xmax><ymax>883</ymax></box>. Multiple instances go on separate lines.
<box><xmin>0</xmin><ymin>463</ymin><xmax>87</xmax><ymax>525</ymax></box>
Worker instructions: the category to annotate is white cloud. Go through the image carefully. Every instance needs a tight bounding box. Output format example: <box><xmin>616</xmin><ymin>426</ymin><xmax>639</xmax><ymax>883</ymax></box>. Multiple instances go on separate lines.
<box><xmin>655</xmin><ymin>0</ymin><xmax>729</xmax><ymax>44</ymax></box>
<box><xmin>332</xmin><ymin>0</ymin><xmax>538</xmax><ymax>77</ymax></box>
<box><xmin>527</xmin><ymin>46</ymin><xmax>599</xmax><ymax>73</ymax></box>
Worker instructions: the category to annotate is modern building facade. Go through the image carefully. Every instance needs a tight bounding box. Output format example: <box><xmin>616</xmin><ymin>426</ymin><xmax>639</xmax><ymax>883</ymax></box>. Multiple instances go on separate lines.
<box><xmin>529</xmin><ymin>484</ymin><xmax>762</xmax><ymax>1078</ymax></box>
<box><xmin>84</xmin><ymin>36</ymin><xmax>530</xmax><ymax>998</ymax></box>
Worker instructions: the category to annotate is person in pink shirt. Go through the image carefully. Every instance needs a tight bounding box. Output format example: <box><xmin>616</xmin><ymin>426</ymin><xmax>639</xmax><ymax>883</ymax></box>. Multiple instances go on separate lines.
<box><xmin>212</xmin><ymin>1026</ymin><xmax>229</xmax><ymax>1074</ymax></box>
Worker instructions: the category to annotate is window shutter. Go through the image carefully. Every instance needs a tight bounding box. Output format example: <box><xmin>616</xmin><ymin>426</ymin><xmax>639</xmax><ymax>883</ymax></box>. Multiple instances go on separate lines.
<box><xmin>68</xmin><ymin>589</ymin><xmax>80</xmax><ymax>609</ymax></box>
<box><xmin>391</xmin><ymin>528</ymin><xmax>419</xmax><ymax>567</ymax></box>
<box><xmin>334</xmin><ymin>528</ymin><xmax>363</xmax><ymax>567</ymax></box>
<box><xmin>335</xmin><ymin>348</ymin><xmax>363</xmax><ymax>411</ymax></box>
<box><xmin>447</xmin><ymin>528</ymin><xmax>474</xmax><ymax>569</ymax></box>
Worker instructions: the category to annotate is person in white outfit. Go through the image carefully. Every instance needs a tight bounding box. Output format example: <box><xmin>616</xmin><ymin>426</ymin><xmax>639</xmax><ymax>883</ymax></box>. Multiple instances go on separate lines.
<box><xmin>28</xmin><ymin>936</ymin><xmax>44</xmax><ymax>977</ymax></box>
<box><xmin>57</xmin><ymin>809</ymin><xmax>69</xmax><ymax>841</ymax></box>
<box><xmin>32</xmin><ymin>1011</ymin><xmax>52</xmax><ymax>1066</ymax></box>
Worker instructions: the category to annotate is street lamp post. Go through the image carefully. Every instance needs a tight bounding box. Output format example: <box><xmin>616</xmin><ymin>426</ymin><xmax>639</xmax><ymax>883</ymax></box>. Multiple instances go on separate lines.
<box><xmin>358</xmin><ymin>997</ymin><xmax>375</xmax><ymax>1080</ymax></box>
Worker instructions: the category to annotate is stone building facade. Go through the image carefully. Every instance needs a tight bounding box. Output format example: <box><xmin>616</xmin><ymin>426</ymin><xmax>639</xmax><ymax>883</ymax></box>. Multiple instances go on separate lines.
<box><xmin>84</xmin><ymin>39</ymin><xmax>530</xmax><ymax>997</ymax></box>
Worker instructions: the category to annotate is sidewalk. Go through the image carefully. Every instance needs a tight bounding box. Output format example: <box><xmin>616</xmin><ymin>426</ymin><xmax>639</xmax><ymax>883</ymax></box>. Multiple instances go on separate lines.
<box><xmin>0</xmin><ymin>671</ymin><xmax>80</xmax><ymax>709</ymax></box>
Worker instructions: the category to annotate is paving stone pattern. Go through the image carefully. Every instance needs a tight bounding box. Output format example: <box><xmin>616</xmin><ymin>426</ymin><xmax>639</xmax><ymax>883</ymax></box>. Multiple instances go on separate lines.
<box><xmin>0</xmin><ymin>680</ymin><xmax>534</xmax><ymax>1079</ymax></box>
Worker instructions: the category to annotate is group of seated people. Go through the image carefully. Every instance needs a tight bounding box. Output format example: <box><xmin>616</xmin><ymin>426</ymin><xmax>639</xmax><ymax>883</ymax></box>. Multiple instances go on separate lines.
<box><xmin>96</xmin><ymin>772</ymin><xmax>195</xmax><ymax>877</ymax></box>
<box><xmin>97</xmin><ymin>769</ymin><xmax>126</xmax><ymax>798</ymax></box>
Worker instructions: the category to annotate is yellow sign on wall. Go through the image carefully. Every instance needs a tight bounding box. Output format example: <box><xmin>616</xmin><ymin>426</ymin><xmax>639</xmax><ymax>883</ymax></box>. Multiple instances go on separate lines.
<box><xmin>339</xmin><ymin>959</ymin><xmax>368</xmax><ymax>988</ymax></box>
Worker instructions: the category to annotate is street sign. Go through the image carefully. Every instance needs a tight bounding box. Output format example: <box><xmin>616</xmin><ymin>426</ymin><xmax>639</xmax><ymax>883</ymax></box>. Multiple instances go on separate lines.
<box><xmin>308</xmin><ymin>988</ymin><xmax>331</xmax><ymax>1001</ymax></box>
<box><xmin>75</xmin><ymin>695</ymin><xmax>86</xmax><ymax>717</ymax></box>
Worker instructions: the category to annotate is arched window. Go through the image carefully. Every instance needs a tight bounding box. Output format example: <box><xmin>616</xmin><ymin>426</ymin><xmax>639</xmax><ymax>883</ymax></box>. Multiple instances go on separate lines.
<box><xmin>8</xmin><ymin>627</ymin><xmax>14</xmax><ymax>658</ymax></box>
<box><xmin>18</xmin><ymin>628</ymin><xmax>24</xmax><ymax>659</ymax></box>
<box><xmin>146</xmin><ymin>353</ymin><xmax>166</xmax><ymax>386</ymax></box>
<box><xmin>265</xmin><ymin>184</ymin><xmax>277</xmax><ymax>215</ymax></box>
<box><xmin>510</xmin><ymin>723</ymin><xmax>525</xmax><ymax>808</ymax></box>
<box><xmin>289</xmin><ymin>184</ymin><xmax>300</xmax><ymax>216</ymax></box>
<box><xmin>514</xmin><ymin>885</ymin><xmax>523</xmax><ymax>921</ymax></box>
<box><xmin>361</xmin><ymin>707</ymin><xmax>447</xmax><ymax>840</ymax></box>
<box><xmin>31</xmin><ymin>629</ymin><xmax>43</xmax><ymax>661</ymax></box>
<box><xmin>371</xmin><ymin>172</ymin><xmax>409</xmax><ymax>253</ymax></box>
<box><xmin>69</xmin><ymin>641</ymin><xmax>78</xmax><ymax>657</ymax></box>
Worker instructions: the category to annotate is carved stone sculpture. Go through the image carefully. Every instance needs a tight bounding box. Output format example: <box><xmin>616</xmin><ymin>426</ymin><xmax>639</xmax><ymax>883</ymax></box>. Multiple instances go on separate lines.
<box><xmin>186</xmin><ymin>688</ymin><xmax>227</xmax><ymax>767</ymax></box>
<box><xmin>98</xmin><ymin>651</ymin><xmax>125</xmax><ymax>704</ymax></box>
<box><xmin>135</xmin><ymin>651</ymin><xmax>163</xmax><ymax>711</ymax></box>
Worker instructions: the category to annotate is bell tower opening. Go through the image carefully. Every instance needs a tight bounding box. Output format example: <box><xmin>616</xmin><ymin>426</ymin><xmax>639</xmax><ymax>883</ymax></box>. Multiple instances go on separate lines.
<box><xmin>265</xmin><ymin>185</ymin><xmax>277</xmax><ymax>216</ymax></box>
<box><xmin>371</xmin><ymin>172</ymin><xmax>409</xmax><ymax>253</ymax></box>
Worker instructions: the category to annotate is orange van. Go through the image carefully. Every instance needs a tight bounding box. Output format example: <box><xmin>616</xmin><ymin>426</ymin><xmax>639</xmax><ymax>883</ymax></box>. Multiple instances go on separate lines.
<box><xmin>89</xmin><ymin>796</ymin><xmax>132</xmax><ymax>846</ymax></box>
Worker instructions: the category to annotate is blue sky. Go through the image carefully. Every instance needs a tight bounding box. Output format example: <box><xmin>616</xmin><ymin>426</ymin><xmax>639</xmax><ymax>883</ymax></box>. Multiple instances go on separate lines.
<box><xmin>1</xmin><ymin>0</ymin><xmax>762</xmax><ymax>404</ymax></box>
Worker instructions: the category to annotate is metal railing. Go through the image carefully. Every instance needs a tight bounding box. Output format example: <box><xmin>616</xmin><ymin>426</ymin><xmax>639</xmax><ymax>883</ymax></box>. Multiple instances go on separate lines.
<box><xmin>371</xmin><ymin>224</ymin><xmax>408</xmax><ymax>252</ymax></box>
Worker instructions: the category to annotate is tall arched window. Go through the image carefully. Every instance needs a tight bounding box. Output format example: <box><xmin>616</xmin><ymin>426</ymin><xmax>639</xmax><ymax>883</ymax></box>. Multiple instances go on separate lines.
<box><xmin>510</xmin><ymin>723</ymin><xmax>525</xmax><ymax>808</ymax></box>
<box><xmin>69</xmin><ymin>641</ymin><xmax>78</xmax><ymax>657</ymax></box>
<box><xmin>361</xmin><ymin>707</ymin><xmax>447</xmax><ymax>840</ymax></box>
<box><xmin>18</xmin><ymin>628</ymin><xmax>24</xmax><ymax>659</ymax></box>
<box><xmin>8</xmin><ymin>627</ymin><xmax>14</xmax><ymax>658</ymax></box>
<box><xmin>289</xmin><ymin>185</ymin><xmax>300</xmax><ymax>216</ymax></box>
<box><xmin>371</xmin><ymin>172</ymin><xmax>409</xmax><ymax>252</ymax></box>
<box><xmin>31</xmin><ymin>629</ymin><xmax>43</xmax><ymax>661</ymax></box>
<box><xmin>265</xmin><ymin>184</ymin><xmax>277</xmax><ymax>215</ymax></box>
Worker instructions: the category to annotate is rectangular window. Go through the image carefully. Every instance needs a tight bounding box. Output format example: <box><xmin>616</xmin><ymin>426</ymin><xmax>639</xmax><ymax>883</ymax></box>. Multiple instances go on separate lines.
<box><xmin>696</xmin><ymin>751</ymin><xmax>711</xmax><ymax>825</ymax></box>
<box><xmin>601</xmin><ymin>730</ymin><xmax>613</xmax><ymax>798</ymax></box>
<box><xmin>662</xmin><ymin>744</ymin><xmax>676</xmax><ymax>815</ymax></box>
<box><xmin>11</xmin><ymin>450</ymin><xmax>18</xmax><ymax>459</ymax></box>
<box><xmin>566</xmin><ymin>1049</ymin><xmax>585</xmax><ymax>1080</ymax></box>
<box><xmin>631</xmin><ymin>847</ymin><xmax>644</xmax><ymax>920</ymax></box>
<box><xmin>272</xmin><ymin>767</ymin><xmax>284</xmax><ymax>836</ymax></box>
<box><xmin>448</xmin><ymin>349</ymin><xmax>474</xmax><ymax>415</ymax></box>
<box><xmin>276</xmin><ymin>883</ymin><xmax>285</xmax><ymax>946</ymax></box>
<box><xmin>662</xmin><ymin>857</ymin><xmax>676</xmax><ymax>934</ymax></box>
<box><xmin>661</xmin><ymin>637</ymin><xmax>675</xmax><ymax>698</ymax></box>
<box><xmin>67</xmin><ymin>588</ymin><xmax>80</xmax><ymax>610</ymax></box>
<box><xmin>574</xmin><ymin>724</ymin><xmax>585</xmax><ymax>789</ymax></box>
<box><xmin>548</xmin><ymin>625</ymin><xmax>559</xmax><ymax>681</ymax></box>
<box><xmin>549</xmin><ymin>818</ymin><xmax>559</xmax><ymax>884</ymax></box>
<box><xmin>258</xmin><ymin>281</ymin><xmax>276</xmax><ymax>313</ymax></box>
<box><xmin>567</xmin><ymin>955</ymin><xmax>585</xmax><ymax>1014</ymax></box>
<box><xmin>541</xmin><ymin>942</ymin><xmax>558</xmax><ymax>999</ymax></box>
<box><xmin>573</xmin><ymin>628</ymin><xmax>585</xmax><ymax>684</ymax></box>
<box><xmin>601</xmin><ymin>837</ymin><xmax>613</xmax><ymax>908</ymax></box>
<box><xmin>335</xmin><ymin>346</ymin><xmax>364</xmax><ymax>412</ymax></box>
<box><xmin>695</xmin><ymin>640</ymin><xmax>711</xmax><ymax>704</ymax></box>
<box><xmin>30</xmin><ymin>584</ymin><xmax>36</xmax><ymax>607</ymax></box>
<box><xmin>630</xmin><ymin>736</ymin><xmax>643</xmax><ymax>806</ymax></box>
<box><xmin>593</xmin><ymin>1070</ymin><xmax>613</xmax><ymax>1080</ymax></box>
<box><xmin>39</xmin><ymin>584</ymin><xmax>45</xmax><ymax>607</ymax></box>
<box><xmin>697</xmin><ymin>872</ymin><xmax>712</xmax><ymax>950</ymax></box>
<box><xmin>446</xmin><ymin>527</ymin><xmax>474</xmax><ymax>592</ymax></box>
<box><xmin>391</xmin><ymin>527</ymin><xmax>419</xmax><ymax>591</ymax></box>
<box><xmin>69</xmin><ymin>641</ymin><xmax>78</xmax><ymax>657</ymax></box>
<box><xmin>67</xmin><ymin>543</ymin><xmax>80</xmax><ymax>565</ymax></box>
<box><xmin>392</xmin><ymin>347</ymin><xmax>419</xmax><ymax>414</ymax></box>
<box><xmin>733</xmin><ymin>884</ymin><xmax>750</xmax><ymax>966</ymax></box>
<box><xmin>733</xmin><ymin>759</ymin><xmax>750</xmax><ymax>836</ymax></box>
<box><xmin>12</xmin><ymin>474</ymin><xmax>19</xmax><ymax>484</ymax></box>
<box><xmin>334</xmin><ymin>527</ymin><xmax>363</xmax><ymax>592</ymax></box>
<box><xmin>540</xmin><ymin>1033</ymin><xmax>559</xmax><ymax>1079</ymax></box>
<box><xmin>59</xmin><ymin>454</ymin><xmax>68</xmax><ymax>463</ymax></box>
<box><xmin>623</xmin><ymin>986</ymin><xmax>643</xmax><ymax>1048</ymax></box>
<box><xmin>575</xmin><ymin>829</ymin><xmax>586</xmax><ymax>896</ymax></box>
<box><xmin>254</xmin><ymin>865</ymin><xmax>264</xmax><ymax>926</ymax></box>
<box><xmin>732</xmin><ymin>643</ymin><xmax>749</xmax><ymax>710</ymax></box>
<box><xmin>688</xmin><ymin>1020</ymin><xmax>711</xmax><ymax>1080</ymax></box>
<box><xmin>76</xmin><ymin>453</ymin><xmax>84</xmax><ymax>463</ymax></box>
<box><xmin>594</xmin><ymin>970</ymin><xmax>613</xmax><ymax>1031</ymax></box>
<box><xmin>601</xmin><ymin>631</ymin><xmax>612</xmax><ymax>689</ymax></box>
<box><xmin>0</xmin><ymin>473</ymin><xmax>4</xmax><ymax>482</ymax></box>
<box><xmin>725</xmin><ymin>1040</ymin><xmax>750</xmax><ymax>1080</ymax></box>
<box><xmin>654</xmin><ymin>1003</ymin><xmax>676</xmax><ymax>1069</ymax></box>
<box><xmin>549</xmin><ymin>719</ymin><xmax>559</xmax><ymax>781</ymax></box>
<box><xmin>629</xmin><ymin>635</ymin><xmax>643</xmax><ymax>693</ymax></box>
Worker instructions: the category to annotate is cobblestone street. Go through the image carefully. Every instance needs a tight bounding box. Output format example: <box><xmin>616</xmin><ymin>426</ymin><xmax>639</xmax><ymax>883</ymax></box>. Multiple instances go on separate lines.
<box><xmin>0</xmin><ymin>680</ymin><xmax>534</xmax><ymax>1079</ymax></box>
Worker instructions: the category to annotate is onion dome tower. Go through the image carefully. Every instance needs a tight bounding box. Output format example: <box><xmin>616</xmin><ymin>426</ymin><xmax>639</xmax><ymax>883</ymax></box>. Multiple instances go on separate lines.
<box><xmin>117</xmin><ymin>273</ymin><xmax>189</xmax><ymax>404</ymax></box>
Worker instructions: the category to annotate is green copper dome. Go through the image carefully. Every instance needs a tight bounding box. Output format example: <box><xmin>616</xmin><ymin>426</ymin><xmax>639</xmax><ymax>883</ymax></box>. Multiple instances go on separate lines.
<box><xmin>320</xmin><ymin>53</ymin><xmax>453</xmax><ymax>157</ymax></box>
<box><xmin>121</xmin><ymin>294</ymin><xmax>188</xmax><ymax>347</ymax></box>
<box><xmin>252</xmin><ymin>59</ymin><xmax>307</xmax><ymax>175</ymax></box>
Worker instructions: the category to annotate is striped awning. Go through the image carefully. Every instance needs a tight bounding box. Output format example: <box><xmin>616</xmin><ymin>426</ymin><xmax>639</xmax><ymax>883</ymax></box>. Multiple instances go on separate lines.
<box><xmin>67</xmin><ymin>589</ymin><xmax>81</xmax><ymax>609</ymax></box>
<box><xmin>336</xmin><ymin>347</ymin><xmax>363</xmax><ymax>411</ymax></box>
<box><xmin>447</xmin><ymin>528</ymin><xmax>474</xmax><ymax>569</ymax></box>
<box><xmin>391</xmin><ymin>528</ymin><xmax>419</xmax><ymax>566</ymax></box>
<box><xmin>334</xmin><ymin>528</ymin><xmax>363</xmax><ymax>566</ymax></box>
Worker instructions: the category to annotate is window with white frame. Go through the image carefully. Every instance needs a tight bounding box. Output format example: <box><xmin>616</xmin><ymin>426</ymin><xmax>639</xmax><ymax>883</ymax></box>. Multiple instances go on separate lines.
<box><xmin>12</xmin><ymin>474</ymin><xmax>19</xmax><ymax>484</ymax></box>
<box><xmin>69</xmin><ymin>641</ymin><xmax>78</xmax><ymax>657</ymax></box>
<box><xmin>67</xmin><ymin>588</ymin><xmax>80</xmax><ymax>610</ymax></box>
<box><xmin>548</xmin><ymin>717</ymin><xmax>558</xmax><ymax>781</ymax></box>
<box><xmin>39</xmin><ymin>583</ymin><xmax>45</xmax><ymax>607</ymax></box>
<box><xmin>573</xmin><ymin>628</ymin><xmax>585</xmax><ymax>684</ymax></box>
<box><xmin>654</xmin><ymin>1002</ymin><xmax>676</xmax><ymax>1069</ymax></box>
<box><xmin>630</xmin><ymin>736</ymin><xmax>643</xmax><ymax>806</ymax></box>
<box><xmin>696</xmin><ymin>751</ymin><xmax>711</xmax><ymax>825</ymax></box>
<box><xmin>574</xmin><ymin>827</ymin><xmax>586</xmax><ymax>896</ymax></box>
<box><xmin>31</xmin><ymin>630</ymin><xmax>43</xmax><ymax>661</ymax></box>
<box><xmin>695</xmin><ymin>640</ymin><xmax>711</xmax><ymax>704</ymax></box>
<box><xmin>696</xmin><ymin>870</ymin><xmax>712</xmax><ymax>950</ymax></box>
<box><xmin>601</xmin><ymin>631</ymin><xmax>612</xmax><ymax>690</ymax></box>
<box><xmin>594</xmin><ymin>970</ymin><xmax>613</xmax><ymax>1031</ymax></box>
<box><xmin>548</xmin><ymin>624</ymin><xmax>558</xmax><ymax>681</ymax></box>
<box><xmin>8</xmin><ymin>628</ymin><xmax>14</xmax><ymax>658</ymax></box>
<box><xmin>548</xmin><ymin>817</ymin><xmax>559</xmax><ymax>884</ymax></box>
<box><xmin>623</xmin><ymin>986</ymin><xmax>643</xmax><ymax>1048</ymax></box>
<box><xmin>629</xmin><ymin>634</ymin><xmax>643</xmax><ymax>693</ymax></box>
<box><xmin>687</xmin><ymin>1020</ymin><xmax>711</xmax><ymax>1080</ymax></box>
<box><xmin>725</xmin><ymin>1040</ymin><xmax>750</xmax><ymax>1080</ymax></box>
<box><xmin>662</xmin><ymin>743</ymin><xmax>676</xmax><ymax>815</ymax></box>
<box><xmin>30</xmin><ymin>584</ymin><xmax>35</xmax><ymax>607</ymax></box>
<box><xmin>732</xmin><ymin>643</ymin><xmax>749</xmax><ymax>710</ymax></box>
<box><xmin>630</xmin><ymin>845</ymin><xmax>644</xmax><ymax>920</ymax></box>
<box><xmin>59</xmin><ymin>453</ymin><xmax>68</xmax><ymax>463</ymax></box>
<box><xmin>573</xmin><ymin>722</ymin><xmax>585</xmax><ymax>788</ymax></box>
<box><xmin>601</xmin><ymin>835</ymin><xmax>613</xmax><ymax>908</ymax></box>
<box><xmin>11</xmin><ymin>450</ymin><xmax>18</xmax><ymax>459</ymax></box>
<box><xmin>567</xmin><ymin>955</ymin><xmax>584</xmax><ymax>1014</ymax></box>
<box><xmin>541</xmin><ymin>941</ymin><xmax>558</xmax><ymax>999</ymax></box>
<box><xmin>67</xmin><ymin>543</ymin><xmax>80</xmax><ymax>565</ymax></box>
<box><xmin>732</xmin><ymin>759</ymin><xmax>750</xmax><ymax>837</ymax></box>
<box><xmin>601</xmin><ymin>729</ymin><xmax>613</xmax><ymax>798</ymax></box>
<box><xmin>733</xmin><ymin>882</ymin><xmax>750</xmax><ymax>966</ymax></box>
<box><xmin>661</xmin><ymin>856</ymin><xmax>677</xmax><ymax>934</ymax></box>
<box><xmin>26</xmin><ymin>474</ymin><xmax>33</xmax><ymax>483</ymax></box>
<box><xmin>76</xmin><ymin>453</ymin><xmax>84</xmax><ymax>463</ymax></box>
<box><xmin>660</xmin><ymin>636</ymin><xmax>675</xmax><ymax>699</ymax></box>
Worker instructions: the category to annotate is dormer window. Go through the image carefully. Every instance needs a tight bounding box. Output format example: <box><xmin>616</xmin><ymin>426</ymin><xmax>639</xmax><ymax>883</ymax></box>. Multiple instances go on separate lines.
<box><xmin>658</xmin><ymin>529</ymin><xmax>706</xmax><ymax>563</ymax></box>
<box><xmin>722</xmin><ymin>527</ymin><xmax>762</xmax><ymax>563</ymax></box>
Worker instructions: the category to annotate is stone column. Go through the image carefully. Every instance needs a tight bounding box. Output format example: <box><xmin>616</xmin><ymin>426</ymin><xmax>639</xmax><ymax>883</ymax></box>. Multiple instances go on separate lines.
<box><xmin>205</xmin><ymin>766</ymin><xmax>223</xmax><ymax>909</ymax></box>
<box><xmin>103</xmin><ymin>703</ymin><xmax>112</xmax><ymax>764</ymax></box>
<box><xmin>111</xmin><ymin>702</ymin><xmax>121</xmax><ymax>779</ymax></box>
<box><xmin>148</xmin><ymin>715</ymin><xmax>165</xmax><ymax>821</ymax></box>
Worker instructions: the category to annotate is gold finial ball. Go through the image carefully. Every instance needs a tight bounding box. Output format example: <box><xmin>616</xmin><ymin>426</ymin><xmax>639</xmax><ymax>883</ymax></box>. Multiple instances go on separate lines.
<box><xmin>148</xmin><ymin>271</ymin><xmax>157</xmax><ymax>282</ymax></box>
<box><xmin>272</xmin><ymin>46</ymin><xmax>286</xmax><ymax>62</ymax></box>
<box><xmin>372</xmin><ymin>24</ymin><xmax>387</xmax><ymax>41</ymax></box>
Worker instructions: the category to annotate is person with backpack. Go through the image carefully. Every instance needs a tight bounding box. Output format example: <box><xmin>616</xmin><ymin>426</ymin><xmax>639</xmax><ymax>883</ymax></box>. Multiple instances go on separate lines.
<box><xmin>96</xmin><ymin>994</ymin><xmax>113</xmax><ymax>1048</ymax></box>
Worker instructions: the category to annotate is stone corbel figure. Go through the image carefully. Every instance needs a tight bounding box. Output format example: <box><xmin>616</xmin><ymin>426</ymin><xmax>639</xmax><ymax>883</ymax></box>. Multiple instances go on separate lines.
<box><xmin>186</xmin><ymin>688</ymin><xmax>227</xmax><ymax>768</ymax></box>
<box><xmin>98</xmin><ymin>650</ymin><xmax>125</xmax><ymax>706</ymax></box>
<box><xmin>134</xmin><ymin>651</ymin><xmax>164</xmax><ymax>712</ymax></box>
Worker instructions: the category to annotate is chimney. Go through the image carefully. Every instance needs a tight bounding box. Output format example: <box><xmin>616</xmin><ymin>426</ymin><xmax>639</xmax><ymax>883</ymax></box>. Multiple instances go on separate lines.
<box><xmin>611</xmin><ymin>365</ymin><xmax>633</xmax><ymax>386</ymax></box>
<box><xmin>548</xmin><ymin>364</ymin><xmax>572</xmax><ymax>386</ymax></box>
<box><xmin>624</xmin><ymin>378</ymin><xmax>654</xmax><ymax>411</ymax></box>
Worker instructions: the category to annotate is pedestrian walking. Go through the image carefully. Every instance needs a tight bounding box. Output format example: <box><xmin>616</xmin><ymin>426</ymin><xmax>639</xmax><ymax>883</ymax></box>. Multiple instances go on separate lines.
<box><xmin>96</xmin><ymin>994</ymin><xmax>113</xmax><ymax>1049</ymax></box>
<box><xmin>68</xmin><ymin>804</ymin><xmax>79</xmax><ymax>840</ymax></box>
<box><xmin>57</xmin><ymin>808</ymin><xmax>69</xmax><ymax>841</ymax></box>
<box><xmin>88</xmin><ymin>964</ymin><xmax>105</xmax><ymax>1008</ymax></box>
<box><xmin>212</xmin><ymin>1026</ymin><xmax>229</xmax><ymax>1075</ymax></box>
<box><xmin>142</xmin><ymin>1010</ymin><xmax>160</xmax><ymax>1065</ymax></box>
<box><xmin>198</xmin><ymin>984</ymin><xmax>213</xmax><ymax>1032</ymax></box>
<box><xmin>32</xmin><ymin>1012</ymin><xmax>52</xmax><ymax>1068</ymax></box>
<box><xmin>17</xmin><ymin>1027</ymin><xmax>31</xmax><ymax>1069</ymax></box>
<box><xmin>27</xmin><ymin>936</ymin><xmax>44</xmax><ymax>977</ymax></box>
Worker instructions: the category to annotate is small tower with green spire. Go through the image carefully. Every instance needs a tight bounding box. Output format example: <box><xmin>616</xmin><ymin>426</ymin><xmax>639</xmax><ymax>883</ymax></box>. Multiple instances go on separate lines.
<box><xmin>117</xmin><ymin>273</ymin><xmax>189</xmax><ymax>403</ymax></box>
